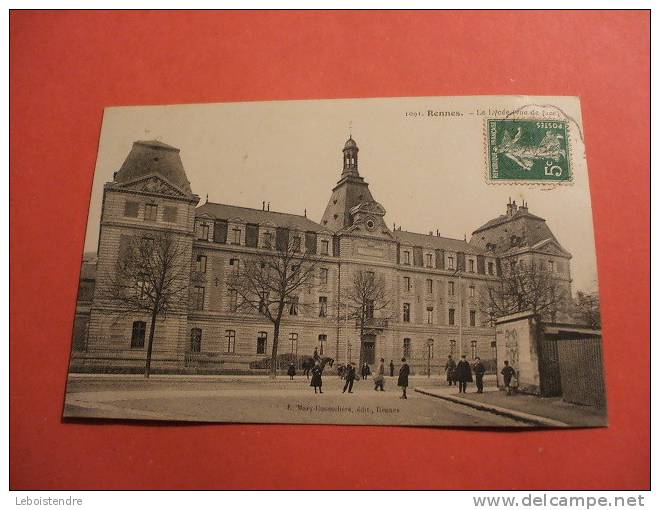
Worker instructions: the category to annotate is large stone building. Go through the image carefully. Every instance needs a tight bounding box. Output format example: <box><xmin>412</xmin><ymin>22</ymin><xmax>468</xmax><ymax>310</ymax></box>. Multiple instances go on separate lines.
<box><xmin>70</xmin><ymin>137</ymin><xmax>572</xmax><ymax>374</ymax></box>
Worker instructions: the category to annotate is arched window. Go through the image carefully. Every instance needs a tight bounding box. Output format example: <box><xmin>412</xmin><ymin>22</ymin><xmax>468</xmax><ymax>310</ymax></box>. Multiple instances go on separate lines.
<box><xmin>131</xmin><ymin>321</ymin><xmax>146</xmax><ymax>349</ymax></box>
<box><xmin>257</xmin><ymin>332</ymin><xmax>268</xmax><ymax>355</ymax></box>
<box><xmin>190</xmin><ymin>328</ymin><xmax>202</xmax><ymax>353</ymax></box>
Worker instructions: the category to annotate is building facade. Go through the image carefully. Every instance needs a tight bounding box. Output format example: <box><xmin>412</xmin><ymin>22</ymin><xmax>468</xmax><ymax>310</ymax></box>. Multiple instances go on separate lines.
<box><xmin>70</xmin><ymin>137</ymin><xmax>573</xmax><ymax>374</ymax></box>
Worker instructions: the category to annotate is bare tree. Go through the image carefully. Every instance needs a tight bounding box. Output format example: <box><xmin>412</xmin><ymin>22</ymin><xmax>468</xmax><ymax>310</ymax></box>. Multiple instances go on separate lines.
<box><xmin>572</xmin><ymin>290</ymin><xmax>601</xmax><ymax>329</ymax></box>
<box><xmin>102</xmin><ymin>230</ymin><xmax>191</xmax><ymax>378</ymax></box>
<box><xmin>227</xmin><ymin>230</ymin><xmax>318</xmax><ymax>378</ymax></box>
<box><xmin>481</xmin><ymin>258</ymin><xmax>568</xmax><ymax>322</ymax></box>
<box><xmin>340</xmin><ymin>270</ymin><xmax>393</xmax><ymax>367</ymax></box>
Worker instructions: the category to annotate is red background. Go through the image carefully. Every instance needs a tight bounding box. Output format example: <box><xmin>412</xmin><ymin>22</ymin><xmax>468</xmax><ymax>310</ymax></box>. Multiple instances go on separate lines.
<box><xmin>10</xmin><ymin>11</ymin><xmax>650</xmax><ymax>490</ymax></box>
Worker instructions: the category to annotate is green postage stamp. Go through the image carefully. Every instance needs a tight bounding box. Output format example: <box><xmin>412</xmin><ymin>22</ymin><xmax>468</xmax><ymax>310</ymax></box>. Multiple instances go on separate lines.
<box><xmin>487</xmin><ymin>118</ymin><xmax>572</xmax><ymax>182</ymax></box>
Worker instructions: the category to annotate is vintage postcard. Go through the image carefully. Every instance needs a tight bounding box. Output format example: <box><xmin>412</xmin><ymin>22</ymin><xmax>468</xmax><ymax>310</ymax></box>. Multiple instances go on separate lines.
<box><xmin>64</xmin><ymin>96</ymin><xmax>606</xmax><ymax>427</ymax></box>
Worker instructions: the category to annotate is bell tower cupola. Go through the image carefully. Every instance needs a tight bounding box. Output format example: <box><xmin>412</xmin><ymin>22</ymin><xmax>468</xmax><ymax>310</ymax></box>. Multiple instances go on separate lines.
<box><xmin>342</xmin><ymin>136</ymin><xmax>359</xmax><ymax>177</ymax></box>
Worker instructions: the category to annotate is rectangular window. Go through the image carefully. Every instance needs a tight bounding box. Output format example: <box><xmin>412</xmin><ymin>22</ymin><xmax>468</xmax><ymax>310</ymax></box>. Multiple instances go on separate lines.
<box><xmin>491</xmin><ymin>340</ymin><xmax>497</xmax><ymax>360</ymax></box>
<box><xmin>124</xmin><ymin>201</ymin><xmax>139</xmax><ymax>218</ymax></box>
<box><xmin>403</xmin><ymin>251</ymin><xmax>411</xmax><ymax>265</ymax></box>
<box><xmin>195</xmin><ymin>255</ymin><xmax>207</xmax><ymax>273</ymax></box>
<box><xmin>366</xmin><ymin>300</ymin><xmax>374</xmax><ymax>319</ymax></box>
<box><xmin>229</xmin><ymin>289</ymin><xmax>238</xmax><ymax>312</ymax></box>
<box><xmin>318</xmin><ymin>334</ymin><xmax>327</xmax><ymax>355</ymax></box>
<box><xmin>404</xmin><ymin>276</ymin><xmax>411</xmax><ymax>292</ymax></box>
<box><xmin>229</xmin><ymin>258</ymin><xmax>240</xmax><ymax>272</ymax></box>
<box><xmin>192</xmin><ymin>286</ymin><xmax>205</xmax><ymax>310</ymax></box>
<box><xmin>263</xmin><ymin>232</ymin><xmax>273</xmax><ymax>249</ymax></box>
<box><xmin>403</xmin><ymin>303</ymin><xmax>411</xmax><ymax>322</ymax></box>
<box><xmin>469</xmin><ymin>285</ymin><xmax>475</xmax><ymax>297</ymax></box>
<box><xmin>449</xmin><ymin>308</ymin><xmax>455</xmax><ymax>325</ymax></box>
<box><xmin>163</xmin><ymin>206</ymin><xmax>177</xmax><ymax>223</ymax></box>
<box><xmin>548</xmin><ymin>260</ymin><xmax>555</xmax><ymax>272</ymax></box>
<box><xmin>292</xmin><ymin>235</ymin><xmax>301</xmax><ymax>252</ymax></box>
<box><xmin>259</xmin><ymin>292</ymin><xmax>269</xmax><ymax>314</ymax></box>
<box><xmin>320</xmin><ymin>239</ymin><xmax>329</xmax><ymax>255</ymax></box>
<box><xmin>257</xmin><ymin>332</ymin><xmax>268</xmax><ymax>354</ymax></box>
<box><xmin>232</xmin><ymin>228</ymin><xmax>241</xmax><ymax>245</ymax></box>
<box><xmin>426</xmin><ymin>279</ymin><xmax>433</xmax><ymax>294</ymax></box>
<box><xmin>468</xmin><ymin>259</ymin><xmax>475</xmax><ymax>273</ymax></box>
<box><xmin>200</xmin><ymin>223</ymin><xmax>209</xmax><ymax>240</ymax></box>
<box><xmin>403</xmin><ymin>338</ymin><xmax>411</xmax><ymax>358</ymax></box>
<box><xmin>131</xmin><ymin>321</ymin><xmax>146</xmax><ymax>348</ymax></box>
<box><xmin>448</xmin><ymin>281</ymin><xmax>455</xmax><ymax>296</ymax></box>
<box><xmin>470</xmin><ymin>310</ymin><xmax>476</xmax><ymax>327</ymax></box>
<box><xmin>426</xmin><ymin>306</ymin><xmax>434</xmax><ymax>324</ymax></box>
<box><xmin>225</xmin><ymin>330</ymin><xmax>236</xmax><ymax>353</ymax></box>
<box><xmin>449</xmin><ymin>339</ymin><xmax>456</xmax><ymax>356</ymax></box>
<box><xmin>425</xmin><ymin>253</ymin><xmax>433</xmax><ymax>267</ymax></box>
<box><xmin>289</xmin><ymin>296</ymin><xmax>299</xmax><ymax>316</ymax></box>
<box><xmin>319</xmin><ymin>268</ymin><xmax>329</xmax><ymax>285</ymax></box>
<box><xmin>428</xmin><ymin>339</ymin><xmax>434</xmax><ymax>359</ymax></box>
<box><xmin>471</xmin><ymin>340</ymin><xmax>478</xmax><ymax>359</ymax></box>
<box><xmin>190</xmin><ymin>328</ymin><xmax>202</xmax><ymax>353</ymax></box>
<box><xmin>144</xmin><ymin>203</ymin><xmax>158</xmax><ymax>221</ymax></box>
<box><xmin>488</xmin><ymin>262</ymin><xmax>494</xmax><ymax>275</ymax></box>
<box><xmin>448</xmin><ymin>256</ymin><xmax>455</xmax><ymax>270</ymax></box>
<box><xmin>289</xmin><ymin>333</ymin><xmax>298</xmax><ymax>355</ymax></box>
<box><xmin>318</xmin><ymin>296</ymin><xmax>328</xmax><ymax>317</ymax></box>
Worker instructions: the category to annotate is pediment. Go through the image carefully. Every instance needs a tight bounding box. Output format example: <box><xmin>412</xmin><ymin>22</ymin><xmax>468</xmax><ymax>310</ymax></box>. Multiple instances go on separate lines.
<box><xmin>118</xmin><ymin>174</ymin><xmax>188</xmax><ymax>198</ymax></box>
<box><xmin>530</xmin><ymin>238</ymin><xmax>571</xmax><ymax>257</ymax></box>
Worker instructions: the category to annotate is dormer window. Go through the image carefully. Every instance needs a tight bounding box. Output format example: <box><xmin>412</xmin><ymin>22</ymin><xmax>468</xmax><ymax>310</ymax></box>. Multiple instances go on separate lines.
<box><xmin>403</xmin><ymin>251</ymin><xmax>411</xmax><ymax>265</ymax></box>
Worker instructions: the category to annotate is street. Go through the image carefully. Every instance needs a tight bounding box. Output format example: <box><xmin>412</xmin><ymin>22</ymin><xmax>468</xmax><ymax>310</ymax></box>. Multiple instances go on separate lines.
<box><xmin>64</xmin><ymin>374</ymin><xmax>521</xmax><ymax>427</ymax></box>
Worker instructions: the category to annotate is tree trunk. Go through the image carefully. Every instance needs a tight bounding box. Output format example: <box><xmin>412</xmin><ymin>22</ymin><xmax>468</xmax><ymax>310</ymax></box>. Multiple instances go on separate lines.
<box><xmin>269</xmin><ymin>320</ymin><xmax>280</xmax><ymax>379</ymax></box>
<box><xmin>144</xmin><ymin>309</ymin><xmax>158</xmax><ymax>378</ymax></box>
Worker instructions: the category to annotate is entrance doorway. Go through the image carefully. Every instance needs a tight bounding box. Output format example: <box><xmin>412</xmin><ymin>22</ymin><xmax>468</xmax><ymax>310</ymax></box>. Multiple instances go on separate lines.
<box><xmin>362</xmin><ymin>335</ymin><xmax>376</xmax><ymax>365</ymax></box>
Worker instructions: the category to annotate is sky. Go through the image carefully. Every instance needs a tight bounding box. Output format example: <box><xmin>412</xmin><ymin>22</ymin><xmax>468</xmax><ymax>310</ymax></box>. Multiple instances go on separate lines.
<box><xmin>85</xmin><ymin>96</ymin><xmax>600</xmax><ymax>293</ymax></box>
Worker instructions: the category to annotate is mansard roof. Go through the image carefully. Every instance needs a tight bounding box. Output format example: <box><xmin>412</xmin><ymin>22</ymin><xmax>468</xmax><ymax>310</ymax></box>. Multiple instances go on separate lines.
<box><xmin>472</xmin><ymin>208</ymin><xmax>546</xmax><ymax>234</ymax></box>
<box><xmin>393</xmin><ymin>230</ymin><xmax>488</xmax><ymax>255</ymax></box>
<box><xmin>114</xmin><ymin>140</ymin><xmax>193</xmax><ymax>195</ymax></box>
<box><xmin>196</xmin><ymin>202</ymin><xmax>327</xmax><ymax>233</ymax></box>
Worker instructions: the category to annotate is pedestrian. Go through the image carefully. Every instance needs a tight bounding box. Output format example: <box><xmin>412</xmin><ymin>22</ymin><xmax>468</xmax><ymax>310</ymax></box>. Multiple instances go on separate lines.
<box><xmin>361</xmin><ymin>362</ymin><xmax>371</xmax><ymax>379</ymax></box>
<box><xmin>454</xmin><ymin>354</ymin><xmax>473</xmax><ymax>394</ymax></box>
<box><xmin>445</xmin><ymin>355</ymin><xmax>457</xmax><ymax>386</ymax></box>
<box><xmin>287</xmin><ymin>362</ymin><xmax>296</xmax><ymax>380</ymax></box>
<box><xmin>374</xmin><ymin>358</ymin><xmax>385</xmax><ymax>391</ymax></box>
<box><xmin>501</xmin><ymin>360</ymin><xmax>516</xmax><ymax>395</ymax></box>
<box><xmin>398</xmin><ymin>357</ymin><xmax>410</xmax><ymax>399</ymax></box>
<box><xmin>389</xmin><ymin>360</ymin><xmax>395</xmax><ymax>377</ymax></box>
<box><xmin>343</xmin><ymin>362</ymin><xmax>356</xmax><ymax>394</ymax></box>
<box><xmin>472</xmin><ymin>356</ymin><xmax>485</xmax><ymax>393</ymax></box>
<box><xmin>310</xmin><ymin>360</ymin><xmax>323</xmax><ymax>394</ymax></box>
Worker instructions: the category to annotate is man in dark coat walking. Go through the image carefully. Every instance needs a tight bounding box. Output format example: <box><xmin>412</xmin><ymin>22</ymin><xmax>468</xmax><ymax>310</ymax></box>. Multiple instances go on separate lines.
<box><xmin>343</xmin><ymin>362</ymin><xmax>356</xmax><ymax>394</ymax></box>
<box><xmin>501</xmin><ymin>360</ymin><xmax>516</xmax><ymax>395</ymax></box>
<box><xmin>398</xmin><ymin>358</ymin><xmax>410</xmax><ymax>399</ymax></box>
<box><xmin>389</xmin><ymin>360</ymin><xmax>395</xmax><ymax>377</ymax></box>
<box><xmin>310</xmin><ymin>360</ymin><xmax>323</xmax><ymax>394</ymax></box>
<box><xmin>454</xmin><ymin>355</ymin><xmax>473</xmax><ymax>393</ymax></box>
<box><xmin>472</xmin><ymin>357</ymin><xmax>485</xmax><ymax>393</ymax></box>
<box><xmin>445</xmin><ymin>355</ymin><xmax>457</xmax><ymax>386</ymax></box>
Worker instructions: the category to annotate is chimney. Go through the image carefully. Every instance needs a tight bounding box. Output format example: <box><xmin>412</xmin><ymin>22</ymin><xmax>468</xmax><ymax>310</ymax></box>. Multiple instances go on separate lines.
<box><xmin>393</xmin><ymin>222</ymin><xmax>396</xmax><ymax>230</ymax></box>
<box><xmin>519</xmin><ymin>200</ymin><xmax>528</xmax><ymax>213</ymax></box>
<box><xmin>267</xmin><ymin>202</ymin><xmax>270</xmax><ymax>211</ymax></box>
<box><xmin>436</xmin><ymin>229</ymin><xmax>440</xmax><ymax>237</ymax></box>
<box><xmin>262</xmin><ymin>201</ymin><xmax>265</xmax><ymax>211</ymax></box>
<box><xmin>506</xmin><ymin>197</ymin><xmax>513</xmax><ymax>216</ymax></box>
<box><xmin>304</xmin><ymin>208</ymin><xmax>307</xmax><ymax>217</ymax></box>
<box><xmin>429</xmin><ymin>231</ymin><xmax>433</xmax><ymax>236</ymax></box>
<box><xmin>512</xmin><ymin>200</ymin><xmax>518</xmax><ymax>214</ymax></box>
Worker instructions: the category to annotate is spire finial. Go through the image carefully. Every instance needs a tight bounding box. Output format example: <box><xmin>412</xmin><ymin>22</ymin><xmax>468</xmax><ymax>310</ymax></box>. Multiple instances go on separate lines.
<box><xmin>349</xmin><ymin>120</ymin><xmax>352</xmax><ymax>139</ymax></box>
<box><xmin>205</xmin><ymin>194</ymin><xmax>209</xmax><ymax>203</ymax></box>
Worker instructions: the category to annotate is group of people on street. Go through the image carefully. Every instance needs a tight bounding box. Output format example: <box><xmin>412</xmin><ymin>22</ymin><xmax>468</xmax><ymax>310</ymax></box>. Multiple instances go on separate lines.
<box><xmin>443</xmin><ymin>354</ymin><xmax>517</xmax><ymax>395</ymax></box>
<box><xmin>308</xmin><ymin>355</ymin><xmax>411</xmax><ymax>399</ymax></box>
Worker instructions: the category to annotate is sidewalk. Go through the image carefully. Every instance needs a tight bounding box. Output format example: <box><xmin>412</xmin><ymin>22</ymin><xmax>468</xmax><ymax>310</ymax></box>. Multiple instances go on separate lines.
<box><xmin>414</xmin><ymin>384</ymin><xmax>607</xmax><ymax>427</ymax></box>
